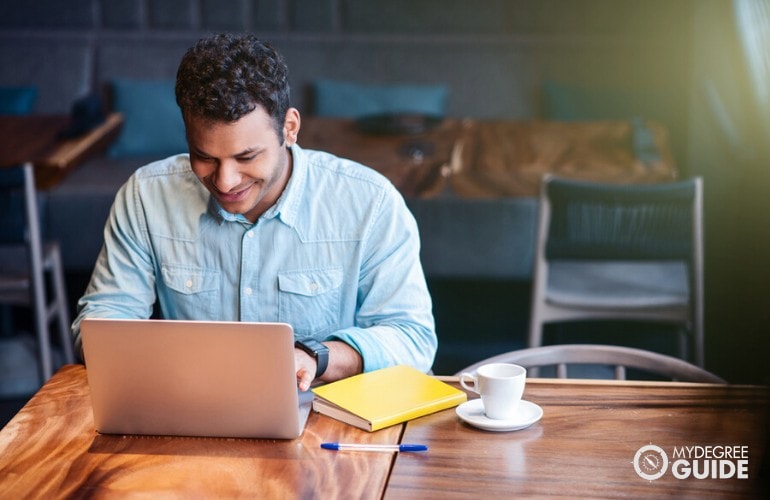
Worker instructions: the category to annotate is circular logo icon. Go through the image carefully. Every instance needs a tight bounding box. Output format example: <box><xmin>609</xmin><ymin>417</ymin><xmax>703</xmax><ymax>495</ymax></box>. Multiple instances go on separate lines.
<box><xmin>633</xmin><ymin>444</ymin><xmax>669</xmax><ymax>481</ymax></box>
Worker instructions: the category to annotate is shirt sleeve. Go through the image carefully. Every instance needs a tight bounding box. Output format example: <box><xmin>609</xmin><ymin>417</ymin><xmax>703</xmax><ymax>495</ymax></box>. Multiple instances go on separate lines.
<box><xmin>71</xmin><ymin>174</ymin><xmax>157</xmax><ymax>358</ymax></box>
<box><xmin>327</xmin><ymin>185</ymin><xmax>437</xmax><ymax>373</ymax></box>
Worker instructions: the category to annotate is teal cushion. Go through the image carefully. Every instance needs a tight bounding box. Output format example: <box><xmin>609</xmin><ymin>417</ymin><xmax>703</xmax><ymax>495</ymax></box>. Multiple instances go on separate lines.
<box><xmin>313</xmin><ymin>79</ymin><xmax>449</xmax><ymax>118</ymax></box>
<box><xmin>0</xmin><ymin>86</ymin><xmax>37</xmax><ymax>115</ymax></box>
<box><xmin>109</xmin><ymin>79</ymin><xmax>187</xmax><ymax>158</ymax></box>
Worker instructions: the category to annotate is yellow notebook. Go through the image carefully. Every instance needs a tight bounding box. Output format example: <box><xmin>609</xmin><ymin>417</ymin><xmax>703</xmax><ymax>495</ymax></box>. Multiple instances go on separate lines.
<box><xmin>311</xmin><ymin>365</ymin><xmax>467</xmax><ymax>432</ymax></box>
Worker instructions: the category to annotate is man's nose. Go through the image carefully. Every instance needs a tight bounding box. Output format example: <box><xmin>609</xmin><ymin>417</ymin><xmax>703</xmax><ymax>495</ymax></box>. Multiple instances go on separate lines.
<box><xmin>213</xmin><ymin>161</ymin><xmax>241</xmax><ymax>192</ymax></box>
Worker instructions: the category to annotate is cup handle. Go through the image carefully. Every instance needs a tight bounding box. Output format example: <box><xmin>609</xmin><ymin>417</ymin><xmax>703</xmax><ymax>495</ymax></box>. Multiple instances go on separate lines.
<box><xmin>459</xmin><ymin>372</ymin><xmax>478</xmax><ymax>394</ymax></box>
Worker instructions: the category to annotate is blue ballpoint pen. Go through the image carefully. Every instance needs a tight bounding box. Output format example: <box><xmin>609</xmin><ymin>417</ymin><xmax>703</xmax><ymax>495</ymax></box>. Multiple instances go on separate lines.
<box><xmin>321</xmin><ymin>442</ymin><xmax>428</xmax><ymax>452</ymax></box>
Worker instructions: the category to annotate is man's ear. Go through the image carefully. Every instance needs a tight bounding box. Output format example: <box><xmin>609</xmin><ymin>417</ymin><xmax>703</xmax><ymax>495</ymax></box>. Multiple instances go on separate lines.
<box><xmin>283</xmin><ymin>107</ymin><xmax>301</xmax><ymax>147</ymax></box>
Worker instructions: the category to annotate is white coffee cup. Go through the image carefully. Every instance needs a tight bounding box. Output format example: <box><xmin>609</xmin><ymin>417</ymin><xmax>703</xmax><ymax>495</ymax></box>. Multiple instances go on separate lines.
<box><xmin>459</xmin><ymin>363</ymin><xmax>527</xmax><ymax>420</ymax></box>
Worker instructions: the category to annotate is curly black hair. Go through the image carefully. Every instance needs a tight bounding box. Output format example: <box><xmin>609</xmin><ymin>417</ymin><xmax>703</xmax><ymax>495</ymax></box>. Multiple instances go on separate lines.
<box><xmin>175</xmin><ymin>33</ymin><xmax>291</xmax><ymax>140</ymax></box>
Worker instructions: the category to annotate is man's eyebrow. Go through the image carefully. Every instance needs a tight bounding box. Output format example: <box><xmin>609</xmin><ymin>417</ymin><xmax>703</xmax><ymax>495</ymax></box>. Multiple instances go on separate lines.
<box><xmin>234</xmin><ymin>146</ymin><xmax>263</xmax><ymax>157</ymax></box>
<box><xmin>190</xmin><ymin>146</ymin><xmax>212</xmax><ymax>157</ymax></box>
<box><xmin>190</xmin><ymin>146</ymin><xmax>264</xmax><ymax>158</ymax></box>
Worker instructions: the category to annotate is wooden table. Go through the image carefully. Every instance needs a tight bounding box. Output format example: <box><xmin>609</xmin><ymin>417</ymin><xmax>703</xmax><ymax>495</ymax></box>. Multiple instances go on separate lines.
<box><xmin>451</xmin><ymin>119</ymin><xmax>678</xmax><ymax>198</ymax></box>
<box><xmin>298</xmin><ymin>117</ymin><xmax>678</xmax><ymax>199</ymax></box>
<box><xmin>0</xmin><ymin>365</ymin><xmax>400</xmax><ymax>498</ymax></box>
<box><xmin>0</xmin><ymin>113</ymin><xmax>123</xmax><ymax>188</ymax></box>
<box><xmin>387</xmin><ymin>377</ymin><xmax>769</xmax><ymax>498</ymax></box>
<box><xmin>299</xmin><ymin>116</ymin><xmax>461</xmax><ymax>198</ymax></box>
<box><xmin>1</xmin><ymin>366</ymin><xmax>766</xmax><ymax>498</ymax></box>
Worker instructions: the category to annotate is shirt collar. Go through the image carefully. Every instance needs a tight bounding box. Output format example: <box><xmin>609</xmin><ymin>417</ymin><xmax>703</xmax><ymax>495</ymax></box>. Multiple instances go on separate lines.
<box><xmin>205</xmin><ymin>143</ymin><xmax>306</xmax><ymax>228</ymax></box>
<box><xmin>208</xmin><ymin>198</ymin><xmax>250</xmax><ymax>225</ymax></box>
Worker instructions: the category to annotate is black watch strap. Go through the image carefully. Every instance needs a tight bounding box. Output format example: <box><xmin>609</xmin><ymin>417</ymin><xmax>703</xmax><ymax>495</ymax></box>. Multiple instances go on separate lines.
<box><xmin>295</xmin><ymin>339</ymin><xmax>329</xmax><ymax>379</ymax></box>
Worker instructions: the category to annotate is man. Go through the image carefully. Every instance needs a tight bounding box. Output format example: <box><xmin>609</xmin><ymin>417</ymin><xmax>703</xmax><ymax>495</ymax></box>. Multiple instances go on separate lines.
<box><xmin>72</xmin><ymin>33</ymin><xmax>437</xmax><ymax>391</ymax></box>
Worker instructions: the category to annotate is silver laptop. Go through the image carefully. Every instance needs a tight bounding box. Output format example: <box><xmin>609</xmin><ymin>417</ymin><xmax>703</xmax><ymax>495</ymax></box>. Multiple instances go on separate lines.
<box><xmin>80</xmin><ymin>318</ymin><xmax>312</xmax><ymax>439</ymax></box>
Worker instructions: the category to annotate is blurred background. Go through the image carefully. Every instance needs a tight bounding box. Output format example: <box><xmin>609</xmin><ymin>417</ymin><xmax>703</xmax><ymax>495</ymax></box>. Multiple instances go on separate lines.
<box><xmin>1</xmin><ymin>0</ymin><xmax>768</xmax><ymax>390</ymax></box>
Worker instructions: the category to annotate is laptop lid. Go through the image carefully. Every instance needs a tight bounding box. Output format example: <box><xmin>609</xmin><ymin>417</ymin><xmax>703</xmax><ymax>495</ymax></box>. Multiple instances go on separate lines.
<box><xmin>80</xmin><ymin>318</ymin><xmax>311</xmax><ymax>439</ymax></box>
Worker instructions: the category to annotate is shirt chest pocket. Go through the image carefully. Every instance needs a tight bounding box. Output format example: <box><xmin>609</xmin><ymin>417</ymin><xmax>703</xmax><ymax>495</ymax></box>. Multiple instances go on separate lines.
<box><xmin>160</xmin><ymin>265</ymin><xmax>221</xmax><ymax>318</ymax></box>
<box><xmin>278</xmin><ymin>268</ymin><xmax>342</xmax><ymax>337</ymax></box>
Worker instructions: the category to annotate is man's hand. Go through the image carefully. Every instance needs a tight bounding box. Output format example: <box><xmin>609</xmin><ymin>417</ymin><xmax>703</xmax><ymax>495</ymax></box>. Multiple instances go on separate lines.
<box><xmin>295</xmin><ymin>340</ymin><xmax>363</xmax><ymax>391</ymax></box>
<box><xmin>294</xmin><ymin>349</ymin><xmax>318</xmax><ymax>392</ymax></box>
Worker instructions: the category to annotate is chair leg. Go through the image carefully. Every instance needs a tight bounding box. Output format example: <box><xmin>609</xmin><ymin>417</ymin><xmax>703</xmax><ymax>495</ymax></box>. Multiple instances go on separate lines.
<box><xmin>528</xmin><ymin>319</ymin><xmax>542</xmax><ymax>348</ymax></box>
<box><xmin>22</xmin><ymin>161</ymin><xmax>53</xmax><ymax>382</ymax></box>
<box><xmin>526</xmin><ymin>317</ymin><xmax>543</xmax><ymax>378</ymax></box>
<box><xmin>50</xmin><ymin>247</ymin><xmax>74</xmax><ymax>364</ymax></box>
<box><xmin>32</xmin><ymin>286</ymin><xmax>53</xmax><ymax>382</ymax></box>
<box><xmin>30</xmin><ymin>250</ymin><xmax>53</xmax><ymax>382</ymax></box>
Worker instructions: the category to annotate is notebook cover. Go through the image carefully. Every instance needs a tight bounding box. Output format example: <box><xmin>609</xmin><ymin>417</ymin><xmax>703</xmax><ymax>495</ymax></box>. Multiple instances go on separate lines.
<box><xmin>311</xmin><ymin>365</ymin><xmax>467</xmax><ymax>431</ymax></box>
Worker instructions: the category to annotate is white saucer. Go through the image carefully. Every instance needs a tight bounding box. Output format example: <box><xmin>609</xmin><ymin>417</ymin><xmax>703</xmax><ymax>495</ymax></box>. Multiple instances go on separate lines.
<box><xmin>456</xmin><ymin>399</ymin><xmax>543</xmax><ymax>432</ymax></box>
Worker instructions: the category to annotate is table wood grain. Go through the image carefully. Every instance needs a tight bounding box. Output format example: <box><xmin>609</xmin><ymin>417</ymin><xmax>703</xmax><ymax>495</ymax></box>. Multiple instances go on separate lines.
<box><xmin>4</xmin><ymin>367</ymin><xmax>766</xmax><ymax>498</ymax></box>
<box><xmin>297</xmin><ymin>118</ymin><xmax>679</xmax><ymax>200</ymax></box>
<box><xmin>387</xmin><ymin>378</ymin><xmax>769</xmax><ymax>498</ymax></box>
<box><xmin>0</xmin><ymin>365</ymin><xmax>402</xmax><ymax>498</ymax></box>
<box><xmin>0</xmin><ymin>113</ymin><xmax>123</xmax><ymax>189</ymax></box>
<box><xmin>451</xmin><ymin>120</ymin><xmax>678</xmax><ymax>198</ymax></box>
<box><xmin>35</xmin><ymin>113</ymin><xmax>123</xmax><ymax>189</ymax></box>
<box><xmin>0</xmin><ymin>115</ymin><xmax>68</xmax><ymax>168</ymax></box>
<box><xmin>299</xmin><ymin>117</ymin><xmax>459</xmax><ymax>198</ymax></box>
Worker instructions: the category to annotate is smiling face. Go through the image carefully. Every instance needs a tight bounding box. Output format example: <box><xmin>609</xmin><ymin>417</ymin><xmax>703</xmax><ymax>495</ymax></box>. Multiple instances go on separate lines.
<box><xmin>186</xmin><ymin>106</ymin><xmax>300</xmax><ymax>223</ymax></box>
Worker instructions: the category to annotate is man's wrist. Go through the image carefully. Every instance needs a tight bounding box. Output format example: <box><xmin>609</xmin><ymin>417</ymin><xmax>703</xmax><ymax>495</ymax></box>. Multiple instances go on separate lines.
<box><xmin>295</xmin><ymin>339</ymin><xmax>329</xmax><ymax>379</ymax></box>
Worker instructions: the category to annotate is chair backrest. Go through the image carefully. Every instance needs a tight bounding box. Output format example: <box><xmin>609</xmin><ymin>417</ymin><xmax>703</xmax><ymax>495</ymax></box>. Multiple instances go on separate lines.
<box><xmin>542</xmin><ymin>175</ymin><xmax>701</xmax><ymax>261</ymax></box>
<box><xmin>455</xmin><ymin>344</ymin><xmax>725</xmax><ymax>383</ymax></box>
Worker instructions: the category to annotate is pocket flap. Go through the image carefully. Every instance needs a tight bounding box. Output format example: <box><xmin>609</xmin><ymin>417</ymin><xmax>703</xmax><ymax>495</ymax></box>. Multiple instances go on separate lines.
<box><xmin>278</xmin><ymin>269</ymin><xmax>343</xmax><ymax>297</ymax></box>
<box><xmin>161</xmin><ymin>265</ymin><xmax>220</xmax><ymax>294</ymax></box>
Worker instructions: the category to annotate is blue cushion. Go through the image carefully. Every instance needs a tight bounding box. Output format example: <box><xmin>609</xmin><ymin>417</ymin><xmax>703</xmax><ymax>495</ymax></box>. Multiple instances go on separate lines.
<box><xmin>109</xmin><ymin>79</ymin><xmax>187</xmax><ymax>158</ymax></box>
<box><xmin>0</xmin><ymin>86</ymin><xmax>37</xmax><ymax>115</ymax></box>
<box><xmin>313</xmin><ymin>79</ymin><xmax>449</xmax><ymax>118</ymax></box>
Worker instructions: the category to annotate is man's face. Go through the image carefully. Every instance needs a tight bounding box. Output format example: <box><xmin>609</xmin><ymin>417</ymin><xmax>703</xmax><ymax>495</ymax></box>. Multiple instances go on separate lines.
<box><xmin>186</xmin><ymin>106</ymin><xmax>300</xmax><ymax>223</ymax></box>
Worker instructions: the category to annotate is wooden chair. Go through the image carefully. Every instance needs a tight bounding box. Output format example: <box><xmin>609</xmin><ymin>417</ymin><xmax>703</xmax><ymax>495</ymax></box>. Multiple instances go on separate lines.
<box><xmin>528</xmin><ymin>175</ymin><xmax>705</xmax><ymax>366</ymax></box>
<box><xmin>455</xmin><ymin>344</ymin><xmax>725</xmax><ymax>383</ymax></box>
<box><xmin>0</xmin><ymin>163</ymin><xmax>75</xmax><ymax>383</ymax></box>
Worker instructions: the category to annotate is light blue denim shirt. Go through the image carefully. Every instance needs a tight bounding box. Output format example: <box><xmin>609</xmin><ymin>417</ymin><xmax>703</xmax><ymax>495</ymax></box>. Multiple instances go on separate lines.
<box><xmin>72</xmin><ymin>144</ymin><xmax>437</xmax><ymax>372</ymax></box>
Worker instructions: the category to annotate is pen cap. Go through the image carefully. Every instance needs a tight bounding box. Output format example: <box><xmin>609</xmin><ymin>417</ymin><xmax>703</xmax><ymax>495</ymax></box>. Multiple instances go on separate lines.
<box><xmin>400</xmin><ymin>444</ymin><xmax>428</xmax><ymax>452</ymax></box>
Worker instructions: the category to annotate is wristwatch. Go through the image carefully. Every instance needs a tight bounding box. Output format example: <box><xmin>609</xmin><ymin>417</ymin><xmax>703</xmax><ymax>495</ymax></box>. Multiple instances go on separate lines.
<box><xmin>295</xmin><ymin>339</ymin><xmax>329</xmax><ymax>379</ymax></box>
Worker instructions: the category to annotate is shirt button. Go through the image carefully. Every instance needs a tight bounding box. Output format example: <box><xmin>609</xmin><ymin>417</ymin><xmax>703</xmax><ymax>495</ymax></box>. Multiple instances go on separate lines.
<box><xmin>185</xmin><ymin>279</ymin><xmax>193</xmax><ymax>289</ymax></box>
<box><xmin>309</xmin><ymin>282</ymin><xmax>318</xmax><ymax>292</ymax></box>
<box><xmin>246</xmin><ymin>230</ymin><xmax>254</xmax><ymax>238</ymax></box>
<box><xmin>244</xmin><ymin>287</ymin><xmax>253</xmax><ymax>296</ymax></box>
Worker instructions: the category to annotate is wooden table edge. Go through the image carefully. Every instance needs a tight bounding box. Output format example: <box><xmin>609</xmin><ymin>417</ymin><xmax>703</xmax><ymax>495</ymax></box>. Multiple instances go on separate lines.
<box><xmin>433</xmin><ymin>374</ymin><xmax>767</xmax><ymax>390</ymax></box>
<box><xmin>34</xmin><ymin>112</ymin><xmax>124</xmax><ymax>189</ymax></box>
